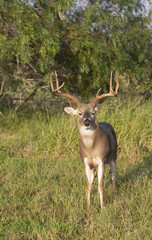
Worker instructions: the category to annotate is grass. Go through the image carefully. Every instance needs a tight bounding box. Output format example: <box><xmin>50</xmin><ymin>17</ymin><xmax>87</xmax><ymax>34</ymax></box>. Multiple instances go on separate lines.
<box><xmin>0</xmin><ymin>98</ymin><xmax>152</xmax><ymax>239</ymax></box>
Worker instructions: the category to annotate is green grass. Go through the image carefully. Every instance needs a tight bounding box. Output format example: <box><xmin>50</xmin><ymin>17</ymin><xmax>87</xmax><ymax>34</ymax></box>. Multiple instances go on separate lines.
<box><xmin>0</xmin><ymin>98</ymin><xmax>152</xmax><ymax>239</ymax></box>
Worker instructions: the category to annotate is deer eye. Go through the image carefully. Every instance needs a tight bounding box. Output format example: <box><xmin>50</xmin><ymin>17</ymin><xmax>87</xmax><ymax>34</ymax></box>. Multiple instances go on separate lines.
<box><xmin>79</xmin><ymin>112</ymin><xmax>82</xmax><ymax>116</ymax></box>
<box><xmin>91</xmin><ymin>112</ymin><xmax>95</xmax><ymax>116</ymax></box>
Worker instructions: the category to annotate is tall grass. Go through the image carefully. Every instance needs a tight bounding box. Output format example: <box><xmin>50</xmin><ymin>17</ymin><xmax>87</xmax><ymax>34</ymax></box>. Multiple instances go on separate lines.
<box><xmin>0</xmin><ymin>98</ymin><xmax>152</xmax><ymax>239</ymax></box>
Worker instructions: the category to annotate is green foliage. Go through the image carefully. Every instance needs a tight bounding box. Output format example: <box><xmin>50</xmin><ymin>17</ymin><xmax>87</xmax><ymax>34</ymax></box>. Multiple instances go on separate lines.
<box><xmin>0</xmin><ymin>0</ymin><xmax>69</xmax><ymax>71</ymax></box>
<box><xmin>0</xmin><ymin>98</ymin><xmax>152</xmax><ymax>239</ymax></box>
<box><xmin>65</xmin><ymin>0</ymin><xmax>152</xmax><ymax>96</ymax></box>
<box><xmin>0</xmin><ymin>0</ymin><xmax>152</xmax><ymax>101</ymax></box>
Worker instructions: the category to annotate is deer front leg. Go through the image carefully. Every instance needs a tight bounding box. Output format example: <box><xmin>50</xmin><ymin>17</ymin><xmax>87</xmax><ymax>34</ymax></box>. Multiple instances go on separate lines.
<box><xmin>84</xmin><ymin>158</ymin><xmax>95</xmax><ymax>209</ymax></box>
<box><xmin>98</xmin><ymin>162</ymin><xmax>104</xmax><ymax>211</ymax></box>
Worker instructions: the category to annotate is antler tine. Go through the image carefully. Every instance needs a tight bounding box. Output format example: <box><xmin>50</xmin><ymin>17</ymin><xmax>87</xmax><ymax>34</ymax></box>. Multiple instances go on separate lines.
<box><xmin>109</xmin><ymin>71</ymin><xmax>119</xmax><ymax>96</ymax></box>
<box><xmin>67</xmin><ymin>98</ymin><xmax>73</xmax><ymax>107</ymax></box>
<box><xmin>92</xmin><ymin>71</ymin><xmax>119</xmax><ymax>107</ymax></box>
<box><xmin>115</xmin><ymin>71</ymin><xmax>119</xmax><ymax>94</ymax></box>
<box><xmin>50</xmin><ymin>73</ymin><xmax>65</xmax><ymax>93</ymax></box>
<box><xmin>55</xmin><ymin>70</ymin><xmax>59</xmax><ymax>90</ymax></box>
<box><xmin>110</xmin><ymin>71</ymin><xmax>113</xmax><ymax>93</ymax></box>
<box><xmin>50</xmin><ymin>72</ymin><xmax>81</xmax><ymax>108</ymax></box>
<box><xmin>109</xmin><ymin>71</ymin><xmax>117</xmax><ymax>96</ymax></box>
<box><xmin>50</xmin><ymin>73</ymin><xmax>54</xmax><ymax>92</ymax></box>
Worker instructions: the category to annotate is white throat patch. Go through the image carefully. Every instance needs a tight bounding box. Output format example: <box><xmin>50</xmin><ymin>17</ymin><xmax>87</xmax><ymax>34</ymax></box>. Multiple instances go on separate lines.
<box><xmin>79</xmin><ymin>126</ymin><xmax>94</xmax><ymax>137</ymax></box>
<box><xmin>79</xmin><ymin>126</ymin><xmax>94</xmax><ymax>147</ymax></box>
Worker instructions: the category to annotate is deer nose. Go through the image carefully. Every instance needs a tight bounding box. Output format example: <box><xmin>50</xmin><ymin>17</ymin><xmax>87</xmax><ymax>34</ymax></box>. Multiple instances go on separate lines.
<box><xmin>83</xmin><ymin>118</ymin><xmax>91</xmax><ymax>127</ymax></box>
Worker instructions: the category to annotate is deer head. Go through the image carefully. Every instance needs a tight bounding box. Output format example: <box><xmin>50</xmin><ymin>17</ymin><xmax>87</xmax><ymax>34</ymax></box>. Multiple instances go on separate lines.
<box><xmin>50</xmin><ymin>71</ymin><xmax>119</xmax><ymax>128</ymax></box>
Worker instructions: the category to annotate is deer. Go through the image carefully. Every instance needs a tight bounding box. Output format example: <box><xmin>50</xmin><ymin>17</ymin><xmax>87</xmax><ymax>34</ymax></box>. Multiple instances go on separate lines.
<box><xmin>50</xmin><ymin>71</ymin><xmax>119</xmax><ymax>211</ymax></box>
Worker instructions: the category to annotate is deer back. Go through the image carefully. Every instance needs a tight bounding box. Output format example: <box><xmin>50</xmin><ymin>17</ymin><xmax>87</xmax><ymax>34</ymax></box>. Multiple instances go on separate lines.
<box><xmin>99</xmin><ymin>122</ymin><xmax>117</xmax><ymax>164</ymax></box>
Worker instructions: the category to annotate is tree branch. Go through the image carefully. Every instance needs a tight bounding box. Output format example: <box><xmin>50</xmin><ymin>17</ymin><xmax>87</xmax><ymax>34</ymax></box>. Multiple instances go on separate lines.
<box><xmin>14</xmin><ymin>87</ymin><xmax>38</xmax><ymax>114</ymax></box>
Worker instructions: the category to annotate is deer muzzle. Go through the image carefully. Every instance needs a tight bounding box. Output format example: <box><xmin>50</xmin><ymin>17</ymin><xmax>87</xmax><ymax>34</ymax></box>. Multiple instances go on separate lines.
<box><xmin>83</xmin><ymin>118</ymin><xmax>91</xmax><ymax>127</ymax></box>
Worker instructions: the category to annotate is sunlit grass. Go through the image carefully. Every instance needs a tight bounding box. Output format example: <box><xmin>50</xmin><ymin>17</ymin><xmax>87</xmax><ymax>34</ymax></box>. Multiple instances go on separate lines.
<box><xmin>0</xmin><ymin>98</ymin><xmax>152</xmax><ymax>239</ymax></box>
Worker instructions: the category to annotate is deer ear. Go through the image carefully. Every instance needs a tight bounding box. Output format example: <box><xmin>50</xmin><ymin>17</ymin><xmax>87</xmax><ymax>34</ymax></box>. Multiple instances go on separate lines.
<box><xmin>94</xmin><ymin>104</ymin><xmax>102</xmax><ymax>112</ymax></box>
<box><xmin>64</xmin><ymin>107</ymin><xmax>78</xmax><ymax>115</ymax></box>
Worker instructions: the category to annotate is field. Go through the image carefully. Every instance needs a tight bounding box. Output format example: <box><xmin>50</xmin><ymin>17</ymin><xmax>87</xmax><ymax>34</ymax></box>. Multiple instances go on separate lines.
<box><xmin>0</xmin><ymin>98</ymin><xmax>152</xmax><ymax>239</ymax></box>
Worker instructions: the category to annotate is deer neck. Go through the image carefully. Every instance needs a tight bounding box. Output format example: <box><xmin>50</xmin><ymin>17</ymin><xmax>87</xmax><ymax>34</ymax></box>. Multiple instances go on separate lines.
<box><xmin>78</xmin><ymin>119</ymin><xmax>99</xmax><ymax>148</ymax></box>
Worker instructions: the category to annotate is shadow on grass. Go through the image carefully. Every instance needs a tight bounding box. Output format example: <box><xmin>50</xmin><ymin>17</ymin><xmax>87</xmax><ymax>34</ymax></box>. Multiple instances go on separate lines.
<box><xmin>117</xmin><ymin>152</ymin><xmax>152</xmax><ymax>189</ymax></box>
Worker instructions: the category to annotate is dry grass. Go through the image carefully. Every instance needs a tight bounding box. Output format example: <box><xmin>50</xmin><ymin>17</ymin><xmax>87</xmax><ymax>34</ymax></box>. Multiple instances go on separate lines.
<box><xmin>0</xmin><ymin>98</ymin><xmax>152</xmax><ymax>239</ymax></box>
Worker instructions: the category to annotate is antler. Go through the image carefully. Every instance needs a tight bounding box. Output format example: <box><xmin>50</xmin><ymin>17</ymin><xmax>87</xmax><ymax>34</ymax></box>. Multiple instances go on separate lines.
<box><xmin>92</xmin><ymin>71</ymin><xmax>119</xmax><ymax>107</ymax></box>
<box><xmin>50</xmin><ymin>71</ymin><xmax>81</xmax><ymax>108</ymax></box>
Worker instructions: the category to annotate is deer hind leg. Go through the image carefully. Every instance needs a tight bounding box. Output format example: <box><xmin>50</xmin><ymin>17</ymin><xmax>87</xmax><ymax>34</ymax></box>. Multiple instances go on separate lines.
<box><xmin>110</xmin><ymin>161</ymin><xmax>117</xmax><ymax>192</ymax></box>
<box><xmin>98</xmin><ymin>162</ymin><xmax>104</xmax><ymax>211</ymax></box>
<box><xmin>84</xmin><ymin>161</ymin><xmax>95</xmax><ymax>209</ymax></box>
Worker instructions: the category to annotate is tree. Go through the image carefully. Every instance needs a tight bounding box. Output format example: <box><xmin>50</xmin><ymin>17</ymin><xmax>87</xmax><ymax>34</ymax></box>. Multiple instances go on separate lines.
<box><xmin>0</xmin><ymin>0</ymin><xmax>73</xmax><ymax>105</ymax></box>
<box><xmin>61</xmin><ymin>0</ymin><xmax>152</xmax><ymax>97</ymax></box>
<box><xmin>0</xmin><ymin>0</ymin><xmax>152</xmax><ymax>107</ymax></box>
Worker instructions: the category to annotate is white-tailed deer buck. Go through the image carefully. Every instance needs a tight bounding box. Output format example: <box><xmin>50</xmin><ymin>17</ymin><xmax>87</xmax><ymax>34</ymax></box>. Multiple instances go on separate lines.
<box><xmin>50</xmin><ymin>71</ymin><xmax>119</xmax><ymax>211</ymax></box>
